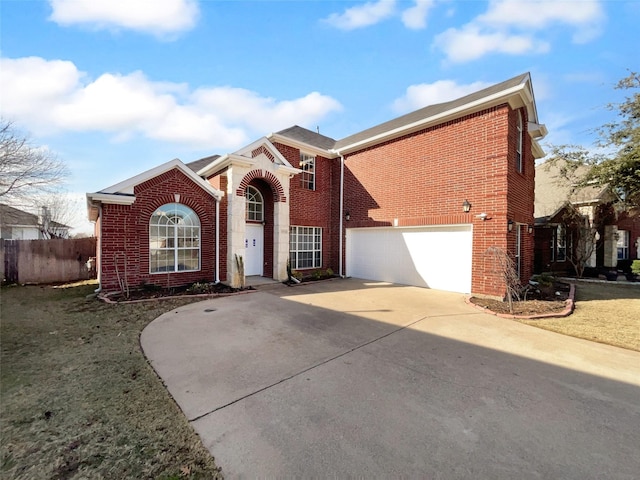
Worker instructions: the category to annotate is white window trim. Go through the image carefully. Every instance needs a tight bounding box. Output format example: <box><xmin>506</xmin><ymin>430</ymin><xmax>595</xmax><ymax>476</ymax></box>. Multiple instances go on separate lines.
<box><xmin>516</xmin><ymin>110</ymin><xmax>523</xmax><ymax>173</ymax></box>
<box><xmin>300</xmin><ymin>153</ymin><xmax>316</xmax><ymax>191</ymax></box>
<box><xmin>617</xmin><ymin>230</ymin><xmax>629</xmax><ymax>260</ymax></box>
<box><xmin>149</xmin><ymin>203</ymin><xmax>201</xmax><ymax>274</ymax></box>
<box><xmin>246</xmin><ymin>185</ymin><xmax>264</xmax><ymax>222</ymax></box>
<box><xmin>556</xmin><ymin>224</ymin><xmax>567</xmax><ymax>262</ymax></box>
<box><xmin>290</xmin><ymin>225</ymin><xmax>322</xmax><ymax>270</ymax></box>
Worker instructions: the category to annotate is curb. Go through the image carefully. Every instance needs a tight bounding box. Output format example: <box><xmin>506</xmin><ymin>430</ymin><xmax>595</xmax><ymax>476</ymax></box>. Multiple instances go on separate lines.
<box><xmin>465</xmin><ymin>283</ymin><xmax>576</xmax><ymax>320</ymax></box>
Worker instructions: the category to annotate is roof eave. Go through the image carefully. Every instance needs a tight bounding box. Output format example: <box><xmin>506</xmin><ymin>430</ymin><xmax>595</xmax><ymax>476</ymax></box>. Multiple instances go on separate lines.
<box><xmin>334</xmin><ymin>82</ymin><xmax>534</xmax><ymax>155</ymax></box>
<box><xmin>268</xmin><ymin>133</ymin><xmax>336</xmax><ymax>158</ymax></box>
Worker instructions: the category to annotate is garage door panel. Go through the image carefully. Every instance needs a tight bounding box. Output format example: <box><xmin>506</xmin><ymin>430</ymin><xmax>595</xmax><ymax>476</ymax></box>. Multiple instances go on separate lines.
<box><xmin>346</xmin><ymin>225</ymin><xmax>472</xmax><ymax>293</ymax></box>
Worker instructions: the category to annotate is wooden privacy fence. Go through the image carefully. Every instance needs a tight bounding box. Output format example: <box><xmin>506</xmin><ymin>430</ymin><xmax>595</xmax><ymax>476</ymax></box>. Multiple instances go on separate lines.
<box><xmin>1</xmin><ymin>237</ymin><xmax>97</xmax><ymax>284</ymax></box>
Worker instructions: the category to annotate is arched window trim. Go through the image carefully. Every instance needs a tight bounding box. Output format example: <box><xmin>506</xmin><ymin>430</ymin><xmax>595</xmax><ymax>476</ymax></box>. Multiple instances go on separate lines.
<box><xmin>516</xmin><ymin>110</ymin><xmax>524</xmax><ymax>173</ymax></box>
<box><xmin>149</xmin><ymin>203</ymin><xmax>201</xmax><ymax>274</ymax></box>
<box><xmin>246</xmin><ymin>185</ymin><xmax>264</xmax><ymax>222</ymax></box>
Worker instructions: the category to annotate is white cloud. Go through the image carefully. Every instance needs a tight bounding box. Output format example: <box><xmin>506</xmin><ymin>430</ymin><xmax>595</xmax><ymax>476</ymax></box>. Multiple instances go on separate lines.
<box><xmin>479</xmin><ymin>0</ymin><xmax>603</xmax><ymax>37</ymax></box>
<box><xmin>434</xmin><ymin>0</ymin><xmax>604</xmax><ymax>63</ymax></box>
<box><xmin>392</xmin><ymin>80</ymin><xmax>493</xmax><ymax>113</ymax></box>
<box><xmin>323</xmin><ymin>0</ymin><xmax>396</xmax><ymax>30</ymax></box>
<box><xmin>401</xmin><ymin>0</ymin><xmax>436</xmax><ymax>30</ymax></box>
<box><xmin>0</xmin><ymin>56</ymin><xmax>343</xmax><ymax>151</ymax></box>
<box><xmin>48</xmin><ymin>0</ymin><xmax>200</xmax><ymax>37</ymax></box>
<box><xmin>435</xmin><ymin>25</ymin><xmax>548</xmax><ymax>63</ymax></box>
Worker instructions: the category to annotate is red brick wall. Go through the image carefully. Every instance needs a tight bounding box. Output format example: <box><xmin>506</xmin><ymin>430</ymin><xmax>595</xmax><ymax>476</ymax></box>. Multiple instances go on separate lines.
<box><xmin>273</xmin><ymin>142</ymin><xmax>336</xmax><ymax>272</ymax></box>
<box><xmin>99</xmin><ymin>168</ymin><xmax>219</xmax><ymax>292</ymax></box>
<box><xmin>340</xmin><ymin>104</ymin><xmax>534</xmax><ymax>297</ymax></box>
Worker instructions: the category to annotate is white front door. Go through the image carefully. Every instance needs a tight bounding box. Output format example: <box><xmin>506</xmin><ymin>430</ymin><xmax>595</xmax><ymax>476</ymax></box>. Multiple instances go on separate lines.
<box><xmin>245</xmin><ymin>224</ymin><xmax>264</xmax><ymax>276</ymax></box>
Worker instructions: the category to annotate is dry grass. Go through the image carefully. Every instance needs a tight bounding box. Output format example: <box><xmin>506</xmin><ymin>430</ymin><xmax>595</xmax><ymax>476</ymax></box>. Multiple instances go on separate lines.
<box><xmin>517</xmin><ymin>281</ymin><xmax>640</xmax><ymax>352</ymax></box>
<box><xmin>0</xmin><ymin>283</ymin><xmax>223</xmax><ymax>479</ymax></box>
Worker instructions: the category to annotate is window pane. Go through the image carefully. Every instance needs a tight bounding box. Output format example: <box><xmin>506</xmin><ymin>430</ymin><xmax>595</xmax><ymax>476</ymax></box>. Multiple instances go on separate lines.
<box><xmin>150</xmin><ymin>203</ymin><xmax>200</xmax><ymax>273</ymax></box>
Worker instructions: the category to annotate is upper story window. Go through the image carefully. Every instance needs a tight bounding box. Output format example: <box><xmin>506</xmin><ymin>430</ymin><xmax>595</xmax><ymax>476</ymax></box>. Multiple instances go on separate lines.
<box><xmin>246</xmin><ymin>186</ymin><xmax>264</xmax><ymax>222</ymax></box>
<box><xmin>516</xmin><ymin>110</ymin><xmax>524</xmax><ymax>173</ymax></box>
<box><xmin>149</xmin><ymin>203</ymin><xmax>200</xmax><ymax>273</ymax></box>
<box><xmin>300</xmin><ymin>153</ymin><xmax>316</xmax><ymax>190</ymax></box>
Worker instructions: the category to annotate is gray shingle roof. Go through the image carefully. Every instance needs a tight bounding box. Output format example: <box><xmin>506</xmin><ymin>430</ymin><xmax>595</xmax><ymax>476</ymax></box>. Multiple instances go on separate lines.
<box><xmin>274</xmin><ymin>125</ymin><xmax>337</xmax><ymax>150</ymax></box>
<box><xmin>0</xmin><ymin>203</ymin><xmax>39</xmax><ymax>226</ymax></box>
<box><xmin>334</xmin><ymin>72</ymin><xmax>531</xmax><ymax>151</ymax></box>
<box><xmin>186</xmin><ymin>155</ymin><xmax>221</xmax><ymax>173</ymax></box>
<box><xmin>534</xmin><ymin>160</ymin><xmax>610</xmax><ymax>219</ymax></box>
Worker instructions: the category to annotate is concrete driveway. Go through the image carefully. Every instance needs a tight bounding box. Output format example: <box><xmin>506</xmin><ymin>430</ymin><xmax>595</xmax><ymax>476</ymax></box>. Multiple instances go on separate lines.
<box><xmin>141</xmin><ymin>278</ymin><xmax>640</xmax><ymax>479</ymax></box>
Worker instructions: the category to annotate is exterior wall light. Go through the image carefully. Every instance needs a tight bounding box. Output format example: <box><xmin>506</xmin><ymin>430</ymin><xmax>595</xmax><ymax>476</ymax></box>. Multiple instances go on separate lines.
<box><xmin>345</xmin><ymin>211</ymin><xmax>350</xmax><ymax>221</ymax></box>
<box><xmin>507</xmin><ymin>220</ymin><xmax>514</xmax><ymax>232</ymax></box>
<box><xmin>462</xmin><ymin>199</ymin><xmax>471</xmax><ymax>213</ymax></box>
<box><xmin>527</xmin><ymin>224</ymin><xmax>533</xmax><ymax>234</ymax></box>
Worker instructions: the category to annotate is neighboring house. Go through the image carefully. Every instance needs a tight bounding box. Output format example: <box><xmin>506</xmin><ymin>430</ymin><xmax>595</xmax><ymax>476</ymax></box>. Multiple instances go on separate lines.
<box><xmin>87</xmin><ymin>73</ymin><xmax>546</xmax><ymax>298</ymax></box>
<box><xmin>0</xmin><ymin>203</ymin><xmax>70</xmax><ymax>239</ymax></box>
<box><xmin>534</xmin><ymin>161</ymin><xmax>640</xmax><ymax>274</ymax></box>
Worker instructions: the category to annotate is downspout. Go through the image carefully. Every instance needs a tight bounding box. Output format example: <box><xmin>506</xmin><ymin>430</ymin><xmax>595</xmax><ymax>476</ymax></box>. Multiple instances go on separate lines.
<box><xmin>94</xmin><ymin>203</ymin><xmax>103</xmax><ymax>293</ymax></box>
<box><xmin>215</xmin><ymin>196</ymin><xmax>220</xmax><ymax>284</ymax></box>
<box><xmin>338</xmin><ymin>153</ymin><xmax>345</xmax><ymax>278</ymax></box>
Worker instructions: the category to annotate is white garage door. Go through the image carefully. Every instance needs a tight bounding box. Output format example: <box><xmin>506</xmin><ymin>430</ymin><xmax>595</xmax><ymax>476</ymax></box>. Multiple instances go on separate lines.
<box><xmin>346</xmin><ymin>225</ymin><xmax>473</xmax><ymax>293</ymax></box>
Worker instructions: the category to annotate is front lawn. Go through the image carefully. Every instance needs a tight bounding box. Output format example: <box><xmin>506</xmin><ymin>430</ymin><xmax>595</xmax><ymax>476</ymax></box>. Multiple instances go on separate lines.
<box><xmin>517</xmin><ymin>281</ymin><xmax>640</xmax><ymax>352</ymax></box>
<box><xmin>0</xmin><ymin>282</ymin><xmax>223</xmax><ymax>479</ymax></box>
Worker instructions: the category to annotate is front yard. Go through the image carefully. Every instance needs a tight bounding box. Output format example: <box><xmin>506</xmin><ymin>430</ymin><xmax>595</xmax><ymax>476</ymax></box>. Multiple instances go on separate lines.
<box><xmin>517</xmin><ymin>281</ymin><xmax>640</xmax><ymax>352</ymax></box>
<box><xmin>0</xmin><ymin>282</ymin><xmax>222</xmax><ymax>479</ymax></box>
<box><xmin>1</xmin><ymin>279</ymin><xmax>638</xmax><ymax>478</ymax></box>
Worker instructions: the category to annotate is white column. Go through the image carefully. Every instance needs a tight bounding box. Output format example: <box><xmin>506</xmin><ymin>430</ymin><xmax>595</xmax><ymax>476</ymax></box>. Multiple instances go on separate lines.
<box><xmin>226</xmin><ymin>166</ymin><xmax>250</xmax><ymax>287</ymax></box>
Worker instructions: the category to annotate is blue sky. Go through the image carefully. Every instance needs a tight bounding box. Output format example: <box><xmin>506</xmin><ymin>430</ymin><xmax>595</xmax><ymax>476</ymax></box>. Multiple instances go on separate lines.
<box><xmin>1</xmin><ymin>0</ymin><xmax>638</xmax><ymax>233</ymax></box>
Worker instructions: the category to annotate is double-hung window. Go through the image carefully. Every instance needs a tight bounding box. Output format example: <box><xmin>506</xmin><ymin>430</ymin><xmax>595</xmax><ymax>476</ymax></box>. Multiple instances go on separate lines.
<box><xmin>300</xmin><ymin>153</ymin><xmax>315</xmax><ymax>190</ymax></box>
<box><xmin>516</xmin><ymin>110</ymin><xmax>523</xmax><ymax>173</ymax></box>
<box><xmin>149</xmin><ymin>203</ymin><xmax>200</xmax><ymax>273</ymax></box>
<box><xmin>556</xmin><ymin>225</ymin><xmax>567</xmax><ymax>262</ymax></box>
<box><xmin>290</xmin><ymin>226</ymin><xmax>322</xmax><ymax>269</ymax></box>
<box><xmin>617</xmin><ymin>230</ymin><xmax>629</xmax><ymax>260</ymax></box>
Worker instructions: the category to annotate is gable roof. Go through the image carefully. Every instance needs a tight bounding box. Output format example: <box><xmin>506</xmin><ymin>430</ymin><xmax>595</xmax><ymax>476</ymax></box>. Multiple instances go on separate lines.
<box><xmin>186</xmin><ymin>155</ymin><xmax>220</xmax><ymax>173</ymax></box>
<box><xmin>87</xmin><ymin>159</ymin><xmax>224</xmax><ymax>221</ymax></box>
<box><xmin>0</xmin><ymin>203</ymin><xmax>70</xmax><ymax>229</ymax></box>
<box><xmin>274</xmin><ymin>125</ymin><xmax>337</xmax><ymax>150</ymax></box>
<box><xmin>534</xmin><ymin>160</ymin><xmax>611</xmax><ymax>219</ymax></box>
<box><xmin>334</xmin><ymin>72</ymin><xmax>545</xmax><ymax>154</ymax></box>
<box><xmin>0</xmin><ymin>203</ymin><xmax>39</xmax><ymax>227</ymax></box>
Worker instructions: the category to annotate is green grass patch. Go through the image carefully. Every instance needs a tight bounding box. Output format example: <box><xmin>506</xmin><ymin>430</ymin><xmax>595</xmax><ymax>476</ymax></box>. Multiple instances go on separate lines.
<box><xmin>1</xmin><ymin>283</ymin><xmax>223</xmax><ymax>479</ymax></box>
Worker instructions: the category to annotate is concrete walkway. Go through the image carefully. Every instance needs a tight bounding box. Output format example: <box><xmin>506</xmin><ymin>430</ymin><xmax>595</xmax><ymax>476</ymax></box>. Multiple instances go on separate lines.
<box><xmin>141</xmin><ymin>278</ymin><xmax>640</xmax><ymax>479</ymax></box>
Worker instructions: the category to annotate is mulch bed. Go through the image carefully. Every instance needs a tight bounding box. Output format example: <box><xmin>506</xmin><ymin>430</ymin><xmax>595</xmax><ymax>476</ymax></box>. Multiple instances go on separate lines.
<box><xmin>101</xmin><ymin>282</ymin><xmax>254</xmax><ymax>303</ymax></box>
<box><xmin>469</xmin><ymin>281</ymin><xmax>572</xmax><ymax>317</ymax></box>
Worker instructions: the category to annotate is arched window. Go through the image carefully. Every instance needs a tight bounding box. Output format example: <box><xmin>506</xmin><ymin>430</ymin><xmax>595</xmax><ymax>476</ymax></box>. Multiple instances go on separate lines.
<box><xmin>245</xmin><ymin>186</ymin><xmax>264</xmax><ymax>222</ymax></box>
<box><xmin>149</xmin><ymin>203</ymin><xmax>200</xmax><ymax>273</ymax></box>
<box><xmin>516</xmin><ymin>110</ymin><xmax>523</xmax><ymax>173</ymax></box>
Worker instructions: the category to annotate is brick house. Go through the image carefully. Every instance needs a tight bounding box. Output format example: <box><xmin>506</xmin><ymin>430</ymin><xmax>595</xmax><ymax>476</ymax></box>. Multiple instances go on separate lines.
<box><xmin>87</xmin><ymin>72</ymin><xmax>546</xmax><ymax>297</ymax></box>
<box><xmin>534</xmin><ymin>160</ymin><xmax>640</xmax><ymax>277</ymax></box>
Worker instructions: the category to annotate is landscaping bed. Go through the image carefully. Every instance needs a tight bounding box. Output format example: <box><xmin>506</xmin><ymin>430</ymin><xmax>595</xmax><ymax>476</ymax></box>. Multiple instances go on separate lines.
<box><xmin>469</xmin><ymin>280</ymin><xmax>572</xmax><ymax>317</ymax></box>
<box><xmin>101</xmin><ymin>281</ymin><xmax>253</xmax><ymax>303</ymax></box>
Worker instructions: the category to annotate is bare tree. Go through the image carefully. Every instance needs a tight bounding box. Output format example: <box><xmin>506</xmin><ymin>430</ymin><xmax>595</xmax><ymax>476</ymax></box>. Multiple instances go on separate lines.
<box><xmin>560</xmin><ymin>204</ymin><xmax>599</xmax><ymax>278</ymax></box>
<box><xmin>0</xmin><ymin>120</ymin><xmax>69</xmax><ymax>201</ymax></box>
<box><xmin>486</xmin><ymin>246</ymin><xmax>521</xmax><ymax>313</ymax></box>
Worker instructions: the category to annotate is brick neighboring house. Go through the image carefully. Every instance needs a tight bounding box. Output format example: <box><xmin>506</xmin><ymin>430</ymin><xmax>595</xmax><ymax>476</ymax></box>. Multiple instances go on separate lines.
<box><xmin>534</xmin><ymin>160</ymin><xmax>640</xmax><ymax>276</ymax></box>
<box><xmin>87</xmin><ymin>72</ymin><xmax>546</xmax><ymax>297</ymax></box>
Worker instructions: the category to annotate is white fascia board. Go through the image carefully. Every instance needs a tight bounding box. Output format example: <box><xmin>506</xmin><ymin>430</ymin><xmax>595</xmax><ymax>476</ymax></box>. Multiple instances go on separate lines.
<box><xmin>234</xmin><ymin>137</ymin><xmax>297</xmax><ymax>168</ymax></box>
<box><xmin>528</xmin><ymin>122</ymin><xmax>548</xmax><ymax>139</ymax></box>
<box><xmin>198</xmin><ymin>154</ymin><xmax>256</xmax><ymax>178</ymax></box>
<box><xmin>532</xmin><ymin>140</ymin><xmax>546</xmax><ymax>159</ymax></box>
<box><xmin>87</xmin><ymin>192</ymin><xmax>136</xmax><ymax>205</ymax></box>
<box><xmin>334</xmin><ymin>82</ymin><xmax>534</xmax><ymax>155</ymax></box>
<box><xmin>268</xmin><ymin>133</ymin><xmax>336</xmax><ymax>159</ymax></box>
<box><xmin>101</xmin><ymin>158</ymin><xmax>223</xmax><ymax>200</ymax></box>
